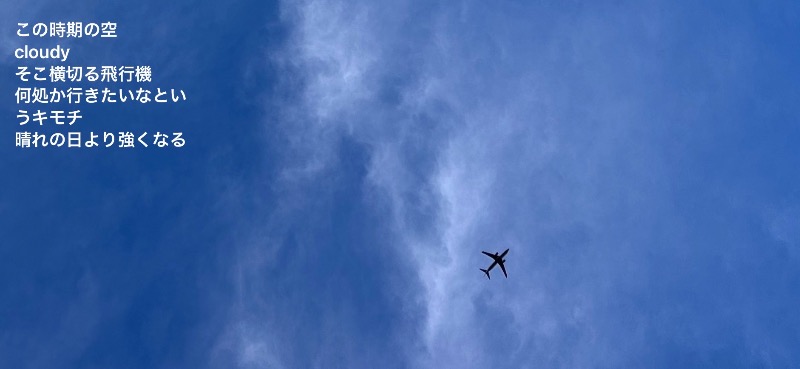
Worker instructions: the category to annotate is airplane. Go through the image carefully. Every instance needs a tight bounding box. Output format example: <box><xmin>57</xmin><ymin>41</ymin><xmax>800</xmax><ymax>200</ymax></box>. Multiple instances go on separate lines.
<box><xmin>480</xmin><ymin>248</ymin><xmax>509</xmax><ymax>279</ymax></box>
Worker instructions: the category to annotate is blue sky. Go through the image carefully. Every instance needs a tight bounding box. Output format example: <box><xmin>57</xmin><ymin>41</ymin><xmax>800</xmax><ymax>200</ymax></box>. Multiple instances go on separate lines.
<box><xmin>2</xmin><ymin>0</ymin><xmax>800</xmax><ymax>368</ymax></box>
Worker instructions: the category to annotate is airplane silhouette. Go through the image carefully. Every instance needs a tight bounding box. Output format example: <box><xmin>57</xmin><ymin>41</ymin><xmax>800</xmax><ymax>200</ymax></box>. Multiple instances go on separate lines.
<box><xmin>480</xmin><ymin>248</ymin><xmax>509</xmax><ymax>279</ymax></box>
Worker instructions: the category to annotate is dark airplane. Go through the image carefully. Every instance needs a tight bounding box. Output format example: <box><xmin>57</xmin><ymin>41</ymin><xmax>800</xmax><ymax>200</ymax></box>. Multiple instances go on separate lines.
<box><xmin>480</xmin><ymin>248</ymin><xmax>509</xmax><ymax>279</ymax></box>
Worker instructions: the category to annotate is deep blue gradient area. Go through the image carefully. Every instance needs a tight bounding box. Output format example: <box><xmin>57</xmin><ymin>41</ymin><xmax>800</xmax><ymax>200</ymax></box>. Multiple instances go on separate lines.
<box><xmin>2</xmin><ymin>1</ymin><xmax>281</xmax><ymax>368</ymax></box>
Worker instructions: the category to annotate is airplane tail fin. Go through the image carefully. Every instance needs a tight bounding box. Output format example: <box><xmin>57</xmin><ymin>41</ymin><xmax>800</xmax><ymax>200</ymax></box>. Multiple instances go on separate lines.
<box><xmin>480</xmin><ymin>268</ymin><xmax>490</xmax><ymax>279</ymax></box>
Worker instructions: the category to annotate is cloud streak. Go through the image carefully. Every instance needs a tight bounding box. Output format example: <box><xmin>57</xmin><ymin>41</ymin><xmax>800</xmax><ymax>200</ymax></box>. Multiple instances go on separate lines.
<box><xmin>224</xmin><ymin>1</ymin><xmax>800</xmax><ymax>368</ymax></box>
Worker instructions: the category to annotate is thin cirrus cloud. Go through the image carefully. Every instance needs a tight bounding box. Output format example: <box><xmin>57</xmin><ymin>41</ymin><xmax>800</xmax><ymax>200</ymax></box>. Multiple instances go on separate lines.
<box><xmin>226</xmin><ymin>0</ymin><xmax>800</xmax><ymax>368</ymax></box>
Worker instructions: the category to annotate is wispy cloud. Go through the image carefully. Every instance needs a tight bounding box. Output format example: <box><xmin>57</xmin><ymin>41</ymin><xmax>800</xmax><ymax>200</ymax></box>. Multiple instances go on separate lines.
<box><xmin>224</xmin><ymin>0</ymin><xmax>800</xmax><ymax>368</ymax></box>
<box><xmin>229</xmin><ymin>0</ymin><xmax>664</xmax><ymax>367</ymax></box>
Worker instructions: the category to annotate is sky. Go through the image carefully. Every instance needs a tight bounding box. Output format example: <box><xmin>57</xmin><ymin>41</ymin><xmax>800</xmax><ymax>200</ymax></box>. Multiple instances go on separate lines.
<box><xmin>2</xmin><ymin>0</ymin><xmax>800</xmax><ymax>368</ymax></box>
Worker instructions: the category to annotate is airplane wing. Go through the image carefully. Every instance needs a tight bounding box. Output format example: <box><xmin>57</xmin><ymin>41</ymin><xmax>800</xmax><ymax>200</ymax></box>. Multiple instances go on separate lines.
<box><xmin>498</xmin><ymin>260</ymin><xmax>507</xmax><ymax>278</ymax></box>
<box><xmin>482</xmin><ymin>251</ymin><xmax>503</xmax><ymax>263</ymax></box>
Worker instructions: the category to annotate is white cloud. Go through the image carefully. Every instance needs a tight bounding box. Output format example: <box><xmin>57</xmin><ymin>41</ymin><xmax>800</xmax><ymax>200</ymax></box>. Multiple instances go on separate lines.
<box><xmin>229</xmin><ymin>0</ymin><xmax>760</xmax><ymax>368</ymax></box>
